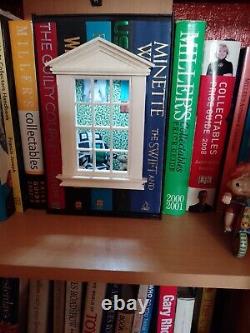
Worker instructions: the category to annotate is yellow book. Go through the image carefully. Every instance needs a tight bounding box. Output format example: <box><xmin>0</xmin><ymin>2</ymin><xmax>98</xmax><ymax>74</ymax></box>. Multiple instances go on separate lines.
<box><xmin>9</xmin><ymin>20</ymin><xmax>46</xmax><ymax>207</ymax></box>
<box><xmin>0</xmin><ymin>16</ymin><xmax>25</xmax><ymax>212</ymax></box>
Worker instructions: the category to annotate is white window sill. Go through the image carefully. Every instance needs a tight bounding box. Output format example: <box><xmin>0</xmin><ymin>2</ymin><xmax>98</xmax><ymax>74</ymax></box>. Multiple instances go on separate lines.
<box><xmin>57</xmin><ymin>174</ymin><xmax>147</xmax><ymax>190</ymax></box>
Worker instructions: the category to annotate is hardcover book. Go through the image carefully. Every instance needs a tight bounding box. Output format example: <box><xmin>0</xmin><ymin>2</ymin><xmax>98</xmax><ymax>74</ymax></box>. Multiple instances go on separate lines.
<box><xmin>238</xmin><ymin>100</ymin><xmax>250</xmax><ymax>163</ymax></box>
<box><xmin>0</xmin><ymin>278</ymin><xmax>19</xmax><ymax>333</ymax></box>
<box><xmin>9</xmin><ymin>20</ymin><xmax>46</xmax><ymax>208</ymax></box>
<box><xmin>27</xmin><ymin>280</ymin><xmax>50</xmax><ymax>333</ymax></box>
<box><xmin>161</xmin><ymin>20</ymin><xmax>206</xmax><ymax>216</ymax></box>
<box><xmin>64</xmin><ymin>281</ymin><xmax>82</xmax><ymax>333</ymax></box>
<box><xmin>100</xmin><ymin>283</ymin><xmax>121</xmax><ymax>333</ymax></box>
<box><xmin>217</xmin><ymin>46</ymin><xmax>250</xmax><ymax>210</ymax></box>
<box><xmin>140</xmin><ymin>285</ymin><xmax>156</xmax><ymax>333</ymax></box>
<box><xmin>0</xmin><ymin>15</ymin><xmax>27</xmax><ymax>213</ymax></box>
<box><xmin>33</xmin><ymin>21</ymin><xmax>66</xmax><ymax>211</ymax></box>
<box><xmin>186</xmin><ymin>40</ymin><xmax>241</xmax><ymax>212</ymax></box>
<box><xmin>0</xmin><ymin>95</ymin><xmax>15</xmax><ymax>221</ymax></box>
<box><xmin>129</xmin><ymin>17</ymin><xmax>172</xmax><ymax>215</ymax></box>
<box><xmin>156</xmin><ymin>286</ymin><xmax>177</xmax><ymax>333</ymax></box>
<box><xmin>82</xmin><ymin>282</ymin><xmax>106</xmax><ymax>333</ymax></box>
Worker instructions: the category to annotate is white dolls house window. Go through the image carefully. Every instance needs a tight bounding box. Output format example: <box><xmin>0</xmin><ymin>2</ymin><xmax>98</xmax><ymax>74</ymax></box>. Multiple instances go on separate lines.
<box><xmin>46</xmin><ymin>37</ymin><xmax>153</xmax><ymax>190</ymax></box>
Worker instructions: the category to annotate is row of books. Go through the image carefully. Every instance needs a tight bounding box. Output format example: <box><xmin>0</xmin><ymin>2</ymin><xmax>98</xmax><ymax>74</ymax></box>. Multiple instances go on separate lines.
<box><xmin>0</xmin><ymin>11</ymin><xmax>249</xmax><ymax>221</ymax></box>
<box><xmin>0</xmin><ymin>277</ymin><xmax>218</xmax><ymax>333</ymax></box>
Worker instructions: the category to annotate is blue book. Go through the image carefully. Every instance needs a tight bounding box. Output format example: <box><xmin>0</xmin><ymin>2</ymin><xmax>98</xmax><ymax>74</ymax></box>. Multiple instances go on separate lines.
<box><xmin>86</xmin><ymin>20</ymin><xmax>113</xmax><ymax>212</ymax></box>
<box><xmin>238</xmin><ymin>100</ymin><xmax>250</xmax><ymax>163</ymax></box>
<box><xmin>86</xmin><ymin>20</ymin><xmax>111</xmax><ymax>41</ymax></box>
<box><xmin>130</xmin><ymin>18</ymin><xmax>172</xmax><ymax>215</ymax></box>
<box><xmin>140</xmin><ymin>285</ymin><xmax>156</xmax><ymax>333</ymax></box>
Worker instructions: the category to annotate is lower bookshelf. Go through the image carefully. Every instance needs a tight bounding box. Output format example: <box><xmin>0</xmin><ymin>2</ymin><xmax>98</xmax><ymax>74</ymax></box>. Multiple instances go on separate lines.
<box><xmin>0</xmin><ymin>209</ymin><xmax>250</xmax><ymax>289</ymax></box>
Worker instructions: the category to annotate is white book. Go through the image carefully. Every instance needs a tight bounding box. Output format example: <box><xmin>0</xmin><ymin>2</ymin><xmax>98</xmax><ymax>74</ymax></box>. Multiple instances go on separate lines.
<box><xmin>173</xmin><ymin>296</ymin><xmax>195</xmax><ymax>333</ymax></box>
<box><xmin>27</xmin><ymin>280</ymin><xmax>50</xmax><ymax>333</ymax></box>
<box><xmin>131</xmin><ymin>285</ymin><xmax>149</xmax><ymax>333</ymax></box>
<box><xmin>82</xmin><ymin>282</ymin><xmax>106</xmax><ymax>333</ymax></box>
<box><xmin>64</xmin><ymin>281</ymin><xmax>82</xmax><ymax>333</ymax></box>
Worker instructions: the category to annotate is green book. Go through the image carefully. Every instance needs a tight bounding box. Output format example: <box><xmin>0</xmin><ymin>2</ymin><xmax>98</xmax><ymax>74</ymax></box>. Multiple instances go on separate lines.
<box><xmin>162</xmin><ymin>20</ymin><xmax>206</xmax><ymax>216</ymax></box>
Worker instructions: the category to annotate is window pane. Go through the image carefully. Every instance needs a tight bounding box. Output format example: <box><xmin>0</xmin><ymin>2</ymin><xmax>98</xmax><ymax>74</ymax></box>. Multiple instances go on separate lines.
<box><xmin>75</xmin><ymin>79</ymin><xmax>91</xmax><ymax>102</ymax></box>
<box><xmin>77</xmin><ymin>130</ymin><xmax>94</xmax><ymax>150</ymax></box>
<box><xmin>112</xmin><ymin>105</ymin><xmax>129</xmax><ymax>127</ymax></box>
<box><xmin>113</xmin><ymin>152</ymin><xmax>128</xmax><ymax>171</ymax></box>
<box><xmin>113</xmin><ymin>130</ymin><xmax>128</xmax><ymax>150</ymax></box>
<box><xmin>94</xmin><ymin>80</ymin><xmax>110</xmax><ymax>102</ymax></box>
<box><xmin>95</xmin><ymin>129</ymin><xmax>111</xmax><ymax>149</ymax></box>
<box><xmin>78</xmin><ymin>151</ymin><xmax>93</xmax><ymax>170</ymax></box>
<box><xmin>95</xmin><ymin>105</ymin><xmax>111</xmax><ymax>126</ymax></box>
<box><xmin>76</xmin><ymin>104</ymin><xmax>92</xmax><ymax>126</ymax></box>
<box><xmin>112</xmin><ymin>80</ymin><xmax>129</xmax><ymax>103</ymax></box>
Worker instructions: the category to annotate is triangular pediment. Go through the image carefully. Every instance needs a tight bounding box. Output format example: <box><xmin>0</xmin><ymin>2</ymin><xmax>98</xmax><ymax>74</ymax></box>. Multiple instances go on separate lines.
<box><xmin>46</xmin><ymin>37</ymin><xmax>154</xmax><ymax>76</ymax></box>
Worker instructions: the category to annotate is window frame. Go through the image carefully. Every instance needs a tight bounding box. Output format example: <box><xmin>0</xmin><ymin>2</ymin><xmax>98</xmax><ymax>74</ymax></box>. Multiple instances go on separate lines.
<box><xmin>56</xmin><ymin>74</ymin><xmax>147</xmax><ymax>190</ymax></box>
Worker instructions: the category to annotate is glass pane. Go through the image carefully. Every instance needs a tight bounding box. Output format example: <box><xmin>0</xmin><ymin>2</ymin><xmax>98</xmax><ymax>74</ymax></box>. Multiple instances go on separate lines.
<box><xmin>95</xmin><ymin>105</ymin><xmax>111</xmax><ymax>126</ymax></box>
<box><xmin>75</xmin><ymin>79</ymin><xmax>91</xmax><ymax>102</ymax></box>
<box><xmin>95</xmin><ymin>129</ymin><xmax>111</xmax><ymax>149</ymax></box>
<box><xmin>112</xmin><ymin>105</ymin><xmax>129</xmax><ymax>127</ymax></box>
<box><xmin>76</xmin><ymin>104</ymin><xmax>92</xmax><ymax>126</ymax></box>
<box><xmin>77</xmin><ymin>130</ymin><xmax>94</xmax><ymax>150</ymax></box>
<box><xmin>112</xmin><ymin>80</ymin><xmax>129</xmax><ymax>103</ymax></box>
<box><xmin>113</xmin><ymin>152</ymin><xmax>128</xmax><ymax>171</ymax></box>
<box><xmin>94</xmin><ymin>80</ymin><xmax>110</xmax><ymax>102</ymax></box>
<box><xmin>78</xmin><ymin>151</ymin><xmax>93</xmax><ymax>170</ymax></box>
<box><xmin>113</xmin><ymin>130</ymin><xmax>128</xmax><ymax>150</ymax></box>
<box><xmin>93</xmin><ymin>129</ymin><xmax>111</xmax><ymax>170</ymax></box>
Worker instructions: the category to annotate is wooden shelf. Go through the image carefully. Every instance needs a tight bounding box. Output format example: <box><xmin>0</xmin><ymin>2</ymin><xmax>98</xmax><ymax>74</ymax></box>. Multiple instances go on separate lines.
<box><xmin>1</xmin><ymin>210</ymin><xmax>250</xmax><ymax>289</ymax></box>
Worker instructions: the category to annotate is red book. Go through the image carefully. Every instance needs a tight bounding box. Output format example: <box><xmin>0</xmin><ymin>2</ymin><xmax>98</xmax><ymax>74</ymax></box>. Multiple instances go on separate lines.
<box><xmin>217</xmin><ymin>46</ymin><xmax>250</xmax><ymax>210</ymax></box>
<box><xmin>186</xmin><ymin>40</ymin><xmax>241</xmax><ymax>213</ymax></box>
<box><xmin>156</xmin><ymin>286</ymin><xmax>177</xmax><ymax>333</ymax></box>
<box><xmin>34</xmin><ymin>22</ymin><xmax>65</xmax><ymax>210</ymax></box>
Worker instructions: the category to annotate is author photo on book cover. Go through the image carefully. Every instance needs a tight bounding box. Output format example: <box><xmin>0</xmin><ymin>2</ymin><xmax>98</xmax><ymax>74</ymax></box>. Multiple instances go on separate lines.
<box><xmin>202</xmin><ymin>40</ymin><xmax>240</xmax><ymax>77</ymax></box>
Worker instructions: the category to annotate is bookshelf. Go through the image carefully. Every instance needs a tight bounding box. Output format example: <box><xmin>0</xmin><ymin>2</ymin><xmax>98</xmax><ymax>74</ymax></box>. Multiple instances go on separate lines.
<box><xmin>1</xmin><ymin>209</ymin><xmax>250</xmax><ymax>289</ymax></box>
<box><xmin>0</xmin><ymin>0</ymin><xmax>249</xmax><ymax>292</ymax></box>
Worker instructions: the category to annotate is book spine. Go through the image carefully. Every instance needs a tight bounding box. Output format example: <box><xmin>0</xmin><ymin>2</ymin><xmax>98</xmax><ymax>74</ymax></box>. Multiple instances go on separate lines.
<box><xmin>55</xmin><ymin>16</ymin><xmax>86</xmax><ymax>55</ymax></box>
<box><xmin>100</xmin><ymin>283</ymin><xmax>120</xmax><ymax>333</ymax></box>
<box><xmin>18</xmin><ymin>279</ymin><xmax>29</xmax><ymax>333</ymax></box>
<box><xmin>186</xmin><ymin>40</ymin><xmax>241</xmax><ymax>212</ymax></box>
<box><xmin>33</xmin><ymin>21</ymin><xmax>65</xmax><ymax>210</ymax></box>
<box><xmin>140</xmin><ymin>285</ymin><xmax>156</xmax><ymax>333</ymax></box>
<box><xmin>197</xmin><ymin>288</ymin><xmax>216</xmax><ymax>333</ymax></box>
<box><xmin>156</xmin><ymin>286</ymin><xmax>177</xmax><ymax>333</ymax></box>
<box><xmin>27</xmin><ymin>280</ymin><xmax>50</xmax><ymax>333</ymax></box>
<box><xmin>131</xmin><ymin>285</ymin><xmax>149</xmax><ymax>333</ymax></box>
<box><xmin>173</xmin><ymin>294</ymin><xmax>195</xmax><ymax>333</ymax></box>
<box><xmin>0</xmin><ymin>18</ymin><xmax>26</xmax><ymax>213</ymax></box>
<box><xmin>8</xmin><ymin>20</ymin><xmax>46</xmax><ymax>208</ymax></box>
<box><xmin>86</xmin><ymin>20</ymin><xmax>111</xmax><ymax>41</ymax></box>
<box><xmin>217</xmin><ymin>47</ymin><xmax>250</xmax><ymax>209</ymax></box>
<box><xmin>115</xmin><ymin>312</ymin><xmax>134</xmax><ymax>333</ymax></box>
<box><xmin>0</xmin><ymin>278</ymin><xmax>19</xmax><ymax>333</ymax></box>
<box><xmin>0</xmin><ymin>93</ymin><xmax>15</xmax><ymax>221</ymax></box>
<box><xmin>129</xmin><ymin>18</ymin><xmax>172</xmax><ymax>215</ymax></box>
<box><xmin>64</xmin><ymin>281</ymin><xmax>82</xmax><ymax>333</ymax></box>
<box><xmin>238</xmin><ymin>101</ymin><xmax>250</xmax><ymax>163</ymax></box>
<box><xmin>56</xmin><ymin>16</ymin><xmax>88</xmax><ymax>213</ymax></box>
<box><xmin>53</xmin><ymin>280</ymin><xmax>66</xmax><ymax>333</ymax></box>
<box><xmin>82</xmin><ymin>282</ymin><xmax>106</xmax><ymax>333</ymax></box>
<box><xmin>162</xmin><ymin>20</ymin><xmax>206</xmax><ymax>216</ymax></box>
<box><xmin>85</xmin><ymin>19</ymin><xmax>114</xmax><ymax>213</ymax></box>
